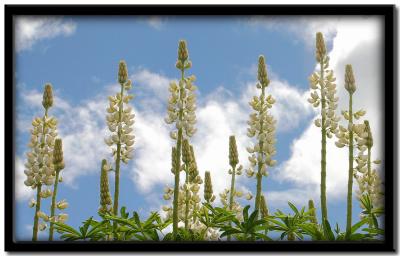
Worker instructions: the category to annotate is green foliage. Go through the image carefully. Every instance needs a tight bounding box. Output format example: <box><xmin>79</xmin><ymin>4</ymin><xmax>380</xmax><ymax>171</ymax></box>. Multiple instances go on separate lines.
<box><xmin>220</xmin><ymin>205</ymin><xmax>271</xmax><ymax>241</ymax></box>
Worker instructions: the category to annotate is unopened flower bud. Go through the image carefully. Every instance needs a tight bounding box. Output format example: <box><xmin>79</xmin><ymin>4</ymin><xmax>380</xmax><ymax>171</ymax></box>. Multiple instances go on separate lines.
<box><xmin>308</xmin><ymin>199</ymin><xmax>318</xmax><ymax>224</ymax></box>
<box><xmin>53</xmin><ymin>138</ymin><xmax>64</xmax><ymax>170</ymax></box>
<box><xmin>257</xmin><ymin>55</ymin><xmax>269</xmax><ymax>87</ymax></box>
<box><xmin>204</xmin><ymin>171</ymin><xmax>214</xmax><ymax>203</ymax></box>
<box><xmin>364</xmin><ymin>120</ymin><xmax>373</xmax><ymax>148</ymax></box>
<box><xmin>316</xmin><ymin>32</ymin><xmax>326</xmax><ymax>62</ymax></box>
<box><xmin>99</xmin><ymin>159</ymin><xmax>112</xmax><ymax>213</ymax></box>
<box><xmin>182</xmin><ymin>139</ymin><xmax>191</xmax><ymax>165</ymax></box>
<box><xmin>177</xmin><ymin>40</ymin><xmax>189</xmax><ymax>63</ymax></box>
<box><xmin>229</xmin><ymin>135</ymin><xmax>239</xmax><ymax>168</ymax></box>
<box><xmin>344</xmin><ymin>64</ymin><xmax>356</xmax><ymax>94</ymax></box>
<box><xmin>118</xmin><ymin>60</ymin><xmax>128</xmax><ymax>84</ymax></box>
<box><xmin>42</xmin><ymin>83</ymin><xmax>54</xmax><ymax>109</ymax></box>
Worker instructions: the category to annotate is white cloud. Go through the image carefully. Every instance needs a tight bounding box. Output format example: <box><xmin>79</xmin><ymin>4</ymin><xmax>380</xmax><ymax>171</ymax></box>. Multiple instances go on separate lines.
<box><xmin>245</xmin><ymin>16</ymin><xmax>340</xmax><ymax>47</ymax></box>
<box><xmin>273</xmin><ymin>17</ymin><xmax>384</xmax><ymax>205</ymax></box>
<box><xmin>146</xmin><ymin>16</ymin><xmax>165</xmax><ymax>30</ymax></box>
<box><xmin>15</xmin><ymin>16</ymin><xmax>76</xmax><ymax>52</ymax></box>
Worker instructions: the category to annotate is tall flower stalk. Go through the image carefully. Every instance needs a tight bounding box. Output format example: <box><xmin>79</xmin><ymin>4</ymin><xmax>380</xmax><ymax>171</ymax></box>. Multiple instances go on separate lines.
<box><xmin>24</xmin><ymin>84</ymin><xmax>58</xmax><ymax>241</ymax></box>
<box><xmin>226</xmin><ymin>135</ymin><xmax>243</xmax><ymax>240</ymax></box>
<box><xmin>49</xmin><ymin>138</ymin><xmax>67</xmax><ymax>241</ymax></box>
<box><xmin>104</xmin><ymin>60</ymin><xmax>135</xmax><ymax>232</ymax></box>
<box><xmin>246</xmin><ymin>55</ymin><xmax>277</xmax><ymax>219</ymax></box>
<box><xmin>308</xmin><ymin>32</ymin><xmax>340</xmax><ymax>223</ymax></box>
<box><xmin>334</xmin><ymin>65</ymin><xmax>366</xmax><ymax>238</ymax></box>
<box><xmin>164</xmin><ymin>40</ymin><xmax>197</xmax><ymax>239</ymax></box>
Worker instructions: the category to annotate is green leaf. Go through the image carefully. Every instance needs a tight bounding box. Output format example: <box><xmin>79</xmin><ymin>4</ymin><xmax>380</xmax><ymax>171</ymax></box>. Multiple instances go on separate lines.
<box><xmin>243</xmin><ymin>205</ymin><xmax>250</xmax><ymax>222</ymax></box>
<box><xmin>288</xmin><ymin>202</ymin><xmax>299</xmax><ymax>214</ymax></box>
<box><xmin>120</xmin><ymin>206</ymin><xmax>129</xmax><ymax>218</ymax></box>
<box><xmin>53</xmin><ymin>222</ymin><xmax>81</xmax><ymax>237</ymax></box>
<box><xmin>351</xmin><ymin>218</ymin><xmax>369</xmax><ymax>234</ymax></box>
<box><xmin>362</xmin><ymin>227</ymin><xmax>384</xmax><ymax>235</ymax></box>
<box><xmin>322</xmin><ymin>219</ymin><xmax>335</xmax><ymax>241</ymax></box>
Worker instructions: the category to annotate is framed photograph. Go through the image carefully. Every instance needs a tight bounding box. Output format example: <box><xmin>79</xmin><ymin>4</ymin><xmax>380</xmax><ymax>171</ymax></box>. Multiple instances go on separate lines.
<box><xmin>5</xmin><ymin>4</ymin><xmax>395</xmax><ymax>252</ymax></box>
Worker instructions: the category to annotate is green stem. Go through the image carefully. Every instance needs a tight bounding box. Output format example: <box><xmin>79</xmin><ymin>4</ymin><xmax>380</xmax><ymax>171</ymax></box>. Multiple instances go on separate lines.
<box><xmin>227</xmin><ymin>166</ymin><xmax>236</xmax><ymax>241</ymax></box>
<box><xmin>113</xmin><ymin>82</ymin><xmax>125</xmax><ymax>236</ymax></box>
<box><xmin>254</xmin><ymin>87</ymin><xmax>266</xmax><ymax>219</ymax></box>
<box><xmin>49</xmin><ymin>169</ymin><xmax>60</xmax><ymax>241</ymax></box>
<box><xmin>172</xmin><ymin>68</ymin><xmax>185</xmax><ymax>240</ymax></box>
<box><xmin>32</xmin><ymin>184</ymin><xmax>42</xmax><ymax>241</ymax></box>
<box><xmin>320</xmin><ymin>61</ymin><xmax>328</xmax><ymax>224</ymax></box>
<box><xmin>367</xmin><ymin>147</ymin><xmax>372</xmax><ymax>196</ymax></box>
<box><xmin>32</xmin><ymin>108</ymin><xmax>49</xmax><ymax>241</ymax></box>
<box><xmin>367</xmin><ymin>146</ymin><xmax>372</xmax><ymax>228</ymax></box>
<box><xmin>345</xmin><ymin>93</ymin><xmax>354</xmax><ymax>239</ymax></box>
<box><xmin>184</xmin><ymin>169</ymin><xmax>190</xmax><ymax>230</ymax></box>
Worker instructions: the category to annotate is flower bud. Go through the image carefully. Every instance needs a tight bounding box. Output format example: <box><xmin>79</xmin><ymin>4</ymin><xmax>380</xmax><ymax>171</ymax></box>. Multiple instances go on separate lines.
<box><xmin>118</xmin><ymin>60</ymin><xmax>128</xmax><ymax>84</ymax></box>
<box><xmin>171</xmin><ymin>147</ymin><xmax>179</xmax><ymax>174</ymax></box>
<box><xmin>42</xmin><ymin>83</ymin><xmax>54</xmax><ymax>109</ymax></box>
<box><xmin>188</xmin><ymin>145</ymin><xmax>199</xmax><ymax>182</ymax></box>
<box><xmin>229</xmin><ymin>135</ymin><xmax>239</xmax><ymax>168</ymax></box>
<box><xmin>257</xmin><ymin>55</ymin><xmax>269</xmax><ymax>87</ymax></box>
<box><xmin>316</xmin><ymin>32</ymin><xmax>326</xmax><ymax>63</ymax></box>
<box><xmin>344</xmin><ymin>64</ymin><xmax>356</xmax><ymax>94</ymax></box>
<box><xmin>204</xmin><ymin>171</ymin><xmax>214</xmax><ymax>203</ymax></box>
<box><xmin>99</xmin><ymin>159</ymin><xmax>112</xmax><ymax>213</ymax></box>
<box><xmin>182</xmin><ymin>139</ymin><xmax>191</xmax><ymax>165</ymax></box>
<box><xmin>53</xmin><ymin>138</ymin><xmax>65</xmax><ymax>170</ymax></box>
<box><xmin>308</xmin><ymin>199</ymin><xmax>318</xmax><ymax>224</ymax></box>
<box><xmin>177</xmin><ymin>40</ymin><xmax>189</xmax><ymax>63</ymax></box>
<box><xmin>364</xmin><ymin>120</ymin><xmax>373</xmax><ymax>148</ymax></box>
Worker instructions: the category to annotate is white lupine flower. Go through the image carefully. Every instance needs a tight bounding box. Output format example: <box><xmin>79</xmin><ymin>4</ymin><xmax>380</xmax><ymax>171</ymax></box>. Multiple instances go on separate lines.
<box><xmin>28</xmin><ymin>198</ymin><xmax>36</xmax><ymax>208</ymax></box>
<box><xmin>38</xmin><ymin>223</ymin><xmax>47</xmax><ymax>231</ymax></box>
<box><xmin>58</xmin><ymin>213</ymin><xmax>69</xmax><ymax>223</ymax></box>
<box><xmin>56</xmin><ymin>199</ymin><xmax>69</xmax><ymax>210</ymax></box>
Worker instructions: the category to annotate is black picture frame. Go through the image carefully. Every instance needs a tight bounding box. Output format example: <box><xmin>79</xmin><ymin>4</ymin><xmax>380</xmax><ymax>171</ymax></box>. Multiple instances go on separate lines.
<box><xmin>4</xmin><ymin>4</ymin><xmax>396</xmax><ymax>252</ymax></box>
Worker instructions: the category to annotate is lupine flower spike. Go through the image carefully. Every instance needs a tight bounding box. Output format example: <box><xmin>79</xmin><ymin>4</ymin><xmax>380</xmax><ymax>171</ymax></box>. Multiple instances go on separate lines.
<box><xmin>164</xmin><ymin>40</ymin><xmax>198</xmax><ymax>240</ymax></box>
<box><xmin>99</xmin><ymin>159</ymin><xmax>113</xmax><ymax>214</ymax></box>
<box><xmin>223</xmin><ymin>135</ymin><xmax>245</xmax><ymax>240</ymax></box>
<box><xmin>24</xmin><ymin>84</ymin><xmax>58</xmax><ymax>241</ymax></box>
<box><xmin>104</xmin><ymin>60</ymin><xmax>135</xmax><ymax>228</ymax></box>
<box><xmin>308</xmin><ymin>32</ymin><xmax>340</xmax><ymax>224</ymax></box>
<box><xmin>333</xmin><ymin>64</ymin><xmax>365</xmax><ymax>239</ymax></box>
<box><xmin>49</xmin><ymin>138</ymin><xmax>67</xmax><ymax>241</ymax></box>
<box><xmin>353</xmin><ymin>120</ymin><xmax>384</xmax><ymax>228</ymax></box>
<box><xmin>246</xmin><ymin>55</ymin><xmax>277</xmax><ymax>219</ymax></box>
<box><xmin>308</xmin><ymin>199</ymin><xmax>318</xmax><ymax>224</ymax></box>
<box><xmin>204</xmin><ymin>171</ymin><xmax>215</xmax><ymax>204</ymax></box>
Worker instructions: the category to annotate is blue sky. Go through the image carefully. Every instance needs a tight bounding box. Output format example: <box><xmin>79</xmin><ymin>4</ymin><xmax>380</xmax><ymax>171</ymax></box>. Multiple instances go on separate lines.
<box><xmin>14</xmin><ymin>15</ymin><xmax>384</xmax><ymax>241</ymax></box>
